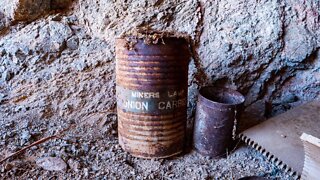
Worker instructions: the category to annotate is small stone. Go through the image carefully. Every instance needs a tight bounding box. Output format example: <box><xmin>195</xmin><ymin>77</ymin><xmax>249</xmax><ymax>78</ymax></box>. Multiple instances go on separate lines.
<box><xmin>43</xmin><ymin>71</ymin><xmax>52</xmax><ymax>80</ymax></box>
<box><xmin>83</xmin><ymin>168</ymin><xmax>89</xmax><ymax>177</ymax></box>
<box><xmin>283</xmin><ymin>93</ymin><xmax>298</xmax><ymax>104</ymax></box>
<box><xmin>64</xmin><ymin>15</ymin><xmax>78</xmax><ymax>24</ymax></box>
<box><xmin>31</xmin><ymin>146</ymin><xmax>38</xmax><ymax>150</ymax></box>
<box><xmin>224</xmin><ymin>43</ymin><xmax>232</xmax><ymax>52</ymax></box>
<box><xmin>0</xmin><ymin>93</ymin><xmax>5</xmax><ymax>103</ymax></box>
<box><xmin>111</xmin><ymin>130</ymin><xmax>117</xmax><ymax>135</ymax></box>
<box><xmin>36</xmin><ymin>157</ymin><xmax>67</xmax><ymax>171</ymax></box>
<box><xmin>0</xmin><ymin>66</ymin><xmax>5</xmax><ymax>73</ymax></box>
<box><xmin>29</xmin><ymin>55</ymin><xmax>42</xmax><ymax>65</ymax></box>
<box><xmin>67</xmin><ymin>159</ymin><xmax>80</xmax><ymax>172</ymax></box>
<box><xmin>70</xmin><ymin>144</ymin><xmax>77</xmax><ymax>154</ymax></box>
<box><xmin>0</xmin><ymin>49</ymin><xmax>6</xmax><ymax>57</ymax></box>
<box><xmin>66</xmin><ymin>36</ymin><xmax>79</xmax><ymax>50</ymax></box>
<box><xmin>157</xmin><ymin>12</ymin><xmax>165</xmax><ymax>21</ymax></box>
<box><xmin>92</xmin><ymin>164</ymin><xmax>100</xmax><ymax>172</ymax></box>
<box><xmin>2</xmin><ymin>70</ymin><xmax>13</xmax><ymax>81</ymax></box>
<box><xmin>74</xmin><ymin>60</ymin><xmax>87</xmax><ymax>71</ymax></box>
<box><xmin>81</xmin><ymin>144</ymin><xmax>89</xmax><ymax>153</ymax></box>
<box><xmin>21</xmin><ymin>130</ymin><xmax>31</xmax><ymax>141</ymax></box>
<box><xmin>15</xmin><ymin>105</ymin><xmax>26</xmax><ymax>113</ymax></box>
<box><xmin>4</xmin><ymin>163</ymin><xmax>13</xmax><ymax>171</ymax></box>
<box><xmin>20</xmin><ymin>129</ymin><xmax>31</xmax><ymax>146</ymax></box>
<box><xmin>12</xmin><ymin>55</ymin><xmax>19</xmax><ymax>64</ymax></box>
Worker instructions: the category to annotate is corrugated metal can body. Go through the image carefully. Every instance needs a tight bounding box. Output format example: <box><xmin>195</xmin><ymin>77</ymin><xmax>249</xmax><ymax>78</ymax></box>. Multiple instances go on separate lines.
<box><xmin>116</xmin><ymin>37</ymin><xmax>190</xmax><ymax>159</ymax></box>
<box><xmin>193</xmin><ymin>87</ymin><xmax>245</xmax><ymax>157</ymax></box>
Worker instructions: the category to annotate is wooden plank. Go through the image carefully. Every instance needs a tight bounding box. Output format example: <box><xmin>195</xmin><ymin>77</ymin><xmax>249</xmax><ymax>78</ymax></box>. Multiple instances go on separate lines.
<box><xmin>300</xmin><ymin>133</ymin><xmax>320</xmax><ymax>180</ymax></box>
<box><xmin>240</xmin><ymin>101</ymin><xmax>320</xmax><ymax>178</ymax></box>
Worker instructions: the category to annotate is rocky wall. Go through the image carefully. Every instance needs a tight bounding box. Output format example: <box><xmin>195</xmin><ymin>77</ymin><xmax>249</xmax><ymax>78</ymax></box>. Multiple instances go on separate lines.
<box><xmin>0</xmin><ymin>0</ymin><xmax>319</xmax><ymax>124</ymax></box>
<box><xmin>0</xmin><ymin>0</ymin><xmax>71</xmax><ymax>22</ymax></box>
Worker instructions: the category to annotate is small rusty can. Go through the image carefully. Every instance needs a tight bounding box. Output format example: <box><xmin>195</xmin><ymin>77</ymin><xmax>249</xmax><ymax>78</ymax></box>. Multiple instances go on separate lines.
<box><xmin>116</xmin><ymin>37</ymin><xmax>190</xmax><ymax>159</ymax></box>
<box><xmin>193</xmin><ymin>86</ymin><xmax>245</xmax><ymax>157</ymax></box>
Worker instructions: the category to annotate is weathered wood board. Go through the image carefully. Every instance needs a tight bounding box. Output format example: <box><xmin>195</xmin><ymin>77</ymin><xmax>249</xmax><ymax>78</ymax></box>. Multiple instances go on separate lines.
<box><xmin>239</xmin><ymin>101</ymin><xmax>320</xmax><ymax>179</ymax></box>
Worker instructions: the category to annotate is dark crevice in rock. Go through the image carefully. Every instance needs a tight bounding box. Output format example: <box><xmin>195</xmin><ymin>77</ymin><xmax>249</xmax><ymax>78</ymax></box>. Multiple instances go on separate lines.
<box><xmin>270</xmin><ymin>48</ymin><xmax>320</xmax><ymax>100</ymax></box>
<box><xmin>51</xmin><ymin>0</ymin><xmax>73</xmax><ymax>10</ymax></box>
<box><xmin>257</xmin><ymin>47</ymin><xmax>319</xmax><ymax>115</ymax></box>
<box><xmin>190</xmin><ymin>0</ymin><xmax>208</xmax><ymax>87</ymax></box>
<box><xmin>302</xmin><ymin>47</ymin><xmax>320</xmax><ymax>66</ymax></box>
<box><xmin>154</xmin><ymin>0</ymin><xmax>165</xmax><ymax>7</ymax></box>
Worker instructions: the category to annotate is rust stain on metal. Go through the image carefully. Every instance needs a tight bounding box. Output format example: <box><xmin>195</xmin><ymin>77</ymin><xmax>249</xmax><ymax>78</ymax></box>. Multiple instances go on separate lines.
<box><xmin>116</xmin><ymin>37</ymin><xmax>190</xmax><ymax>159</ymax></box>
<box><xmin>193</xmin><ymin>87</ymin><xmax>245</xmax><ymax>158</ymax></box>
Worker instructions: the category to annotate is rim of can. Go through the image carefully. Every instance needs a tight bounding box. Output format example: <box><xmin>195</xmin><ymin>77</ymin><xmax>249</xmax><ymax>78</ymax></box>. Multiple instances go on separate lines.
<box><xmin>115</xmin><ymin>36</ymin><xmax>188</xmax><ymax>40</ymax></box>
<box><xmin>115</xmin><ymin>36</ymin><xmax>189</xmax><ymax>45</ymax></box>
<box><xmin>198</xmin><ymin>86</ymin><xmax>245</xmax><ymax>108</ymax></box>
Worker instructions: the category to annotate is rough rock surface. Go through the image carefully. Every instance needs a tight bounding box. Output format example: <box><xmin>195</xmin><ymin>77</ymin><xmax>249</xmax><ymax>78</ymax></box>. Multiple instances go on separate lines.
<box><xmin>0</xmin><ymin>0</ymin><xmax>319</xmax><ymax>179</ymax></box>
<box><xmin>199</xmin><ymin>0</ymin><xmax>319</xmax><ymax>114</ymax></box>
<box><xmin>36</xmin><ymin>157</ymin><xmax>67</xmax><ymax>171</ymax></box>
<box><xmin>0</xmin><ymin>0</ymin><xmax>72</xmax><ymax>22</ymax></box>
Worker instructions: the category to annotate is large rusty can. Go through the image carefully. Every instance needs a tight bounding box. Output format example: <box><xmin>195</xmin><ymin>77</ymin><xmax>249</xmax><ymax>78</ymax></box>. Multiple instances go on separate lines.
<box><xmin>116</xmin><ymin>36</ymin><xmax>190</xmax><ymax>158</ymax></box>
<box><xmin>193</xmin><ymin>87</ymin><xmax>245</xmax><ymax>157</ymax></box>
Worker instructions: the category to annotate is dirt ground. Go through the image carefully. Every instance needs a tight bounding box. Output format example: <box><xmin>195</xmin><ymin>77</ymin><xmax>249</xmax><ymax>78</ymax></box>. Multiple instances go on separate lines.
<box><xmin>0</xmin><ymin>110</ymin><xmax>292</xmax><ymax>180</ymax></box>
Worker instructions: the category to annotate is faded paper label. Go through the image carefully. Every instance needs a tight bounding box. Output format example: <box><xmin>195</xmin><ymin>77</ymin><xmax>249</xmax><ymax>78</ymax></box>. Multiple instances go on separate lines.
<box><xmin>116</xmin><ymin>86</ymin><xmax>187</xmax><ymax>114</ymax></box>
